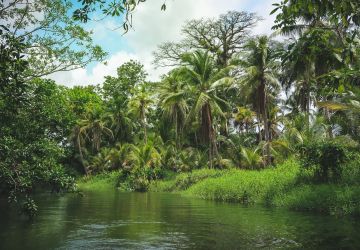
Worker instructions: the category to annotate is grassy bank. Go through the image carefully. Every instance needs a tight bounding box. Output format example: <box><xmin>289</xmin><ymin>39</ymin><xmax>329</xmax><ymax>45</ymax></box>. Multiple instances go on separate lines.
<box><xmin>78</xmin><ymin>159</ymin><xmax>360</xmax><ymax>216</ymax></box>
<box><xmin>149</xmin><ymin>159</ymin><xmax>360</xmax><ymax>216</ymax></box>
<box><xmin>77</xmin><ymin>171</ymin><xmax>122</xmax><ymax>191</ymax></box>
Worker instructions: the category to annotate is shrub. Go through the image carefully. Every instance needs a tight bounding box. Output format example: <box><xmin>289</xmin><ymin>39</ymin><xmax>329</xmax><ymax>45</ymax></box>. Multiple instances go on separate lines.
<box><xmin>299</xmin><ymin>137</ymin><xmax>358</xmax><ymax>183</ymax></box>
<box><xmin>340</xmin><ymin>152</ymin><xmax>360</xmax><ymax>185</ymax></box>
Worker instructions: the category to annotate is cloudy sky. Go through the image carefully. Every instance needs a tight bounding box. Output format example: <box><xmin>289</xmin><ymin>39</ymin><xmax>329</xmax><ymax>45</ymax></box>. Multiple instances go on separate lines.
<box><xmin>50</xmin><ymin>0</ymin><xmax>276</xmax><ymax>87</ymax></box>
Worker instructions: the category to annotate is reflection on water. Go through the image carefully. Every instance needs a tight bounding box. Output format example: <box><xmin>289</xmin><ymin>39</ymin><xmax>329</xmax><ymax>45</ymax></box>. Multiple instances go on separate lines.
<box><xmin>0</xmin><ymin>191</ymin><xmax>359</xmax><ymax>249</ymax></box>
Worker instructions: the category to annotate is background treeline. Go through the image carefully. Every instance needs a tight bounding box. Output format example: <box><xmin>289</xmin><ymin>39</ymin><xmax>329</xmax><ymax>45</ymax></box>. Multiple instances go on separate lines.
<box><xmin>1</xmin><ymin>0</ymin><xmax>360</xmax><ymax>216</ymax></box>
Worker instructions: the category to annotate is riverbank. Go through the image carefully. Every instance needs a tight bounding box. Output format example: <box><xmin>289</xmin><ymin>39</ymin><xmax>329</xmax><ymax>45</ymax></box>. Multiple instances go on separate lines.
<box><xmin>77</xmin><ymin>159</ymin><xmax>360</xmax><ymax>216</ymax></box>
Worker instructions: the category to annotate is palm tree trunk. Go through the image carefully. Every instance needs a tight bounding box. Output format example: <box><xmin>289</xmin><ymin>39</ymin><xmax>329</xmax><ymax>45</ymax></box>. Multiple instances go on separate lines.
<box><xmin>259</xmin><ymin>81</ymin><xmax>271</xmax><ymax>166</ymax></box>
<box><xmin>77</xmin><ymin>135</ymin><xmax>88</xmax><ymax>175</ymax></box>
<box><xmin>306</xmin><ymin>81</ymin><xmax>311</xmax><ymax>129</ymax></box>
<box><xmin>175</xmin><ymin>108</ymin><xmax>178</xmax><ymax>148</ymax></box>
<box><xmin>324</xmin><ymin>107</ymin><xmax>333</xmax><ymax>138</ymax></box>
<box><xmin>202</xmin><ymin>103</ymin><xmax>216</xmax><ymax>168</ymax></box>
<box><xmin>256</xmin><ymin>112</ymin><xmax>262</xmax><ymax>142</ymax></box>
<box><xmin>141</xmin><ymin>105</ymin><xmax>147</xmax><ymax>144</ymax></box>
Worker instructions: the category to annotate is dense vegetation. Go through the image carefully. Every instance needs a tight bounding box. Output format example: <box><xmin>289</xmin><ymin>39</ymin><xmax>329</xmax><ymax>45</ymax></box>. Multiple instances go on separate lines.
<box><xmin>1</xmin><ymin>0</ymin><xmax>360</xmax><ymax>216</ymax></box>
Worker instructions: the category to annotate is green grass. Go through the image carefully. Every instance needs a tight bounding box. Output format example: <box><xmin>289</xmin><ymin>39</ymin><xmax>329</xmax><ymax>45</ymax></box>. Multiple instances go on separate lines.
<box><xmin>151</xmin><ymin>159</ymin><xmax>360</xmax><ymax>216</ymax></box>
<box><xmin>185</xmin><ymin>159</ymin><xmax>300</xmax><ymax>204</ymax></box>
<box><xmin>272</xmin><ymin>184</ymin><xmax>360</xmax><ymax>216</ymax></box>
<box><xmin>149</xmin><ymin>168</ymin><xmax>226</xmax><ymax>192</ymax></box>
<box><xmin>77</xmin><ymin>171</ymin><xmax>122</xmax><ymax>191</ymax></box>
<box><xmin>78</xmin><ymin>159</ymin><xmax>360</xmax><ymax>216</ymax></box>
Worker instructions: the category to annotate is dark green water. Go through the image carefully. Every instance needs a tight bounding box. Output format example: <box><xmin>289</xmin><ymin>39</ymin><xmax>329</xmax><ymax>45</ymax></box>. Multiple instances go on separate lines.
<box><xmin>0</xmin><ymin>191</ymin><xmax>359</xmax><ymax>249</ymax></box>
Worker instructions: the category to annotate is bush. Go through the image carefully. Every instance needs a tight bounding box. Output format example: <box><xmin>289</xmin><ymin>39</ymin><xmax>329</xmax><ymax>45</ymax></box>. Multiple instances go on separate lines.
<box><xmin>340</xmin><ymin>152</ymin><xmax>360</xmax><ymax>185</ymax></box>
<box><xmin>0</xmin><ymin>137</ymin><xmax>76</xmax><ymax>216</ymax></box>
<box><xmin>299</xmin><ymin>137</ymin><xmax>358</xmax><ymax>183</ymax></box>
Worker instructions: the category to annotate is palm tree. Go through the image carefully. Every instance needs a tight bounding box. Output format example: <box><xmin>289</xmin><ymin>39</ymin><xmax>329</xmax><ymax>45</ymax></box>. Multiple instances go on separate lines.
<box><xmin>240</xmin><ymin>147</ymin><xmax>263</xmax><ymax>169</ymax></box>
<box><xmin>71</xmin><ymin>124</ymin><xmax>88</xmax><ymax>174</ymax></box>
<box><xmin>89</xmin><ymin>147</ymin><xmax>111</xmax><ymax>174</ymax></box>
<box><xmin>130</xmin><ymin>142</ymin><xmax>162</xmax><ymax>171</ymax></box>
<box><xmin>111</xmin><ymin>110</ymin><xmax>133</xmax><ymax>143</ymax></box>
<box><xmin>238</xmin><ymin>36</ymin><xmax>280</xmax><ymax>166</ymax></box>
<box><xmin>281</xmin><ymin>23</ymin><xmax>346</xmax><ymax>132</ymax></box>
<box><xmin>128</xmin><ymin>85</ymin><xmax>153</xmax><ymax>144</ymax></box>
<box><xmin>105</xmin><ymin>143</ymin><xmax>137</xmax><ymax>171</ymax></box>
<box><xmin>71</xmin><ymin>109</ymin><xmax>113</xmax><ymax>174</ymax></box>
<box><xmin>233</xmin><ymin>106</ymin><xmax>256</xmax><ymax>133</ymax></box>
<box><xmin>282</xmin><ymin>34</ymin><xmax>316</xmax><ymax>120</ymax></box>
<box><xmin>77</xmin><ymin>110</ymin><xmax>113</xmax><ymax>153</ymax></box>
<box><xmin>180</xmin><ymin>50</ymin><xmax>233</xmax><ymax>167</ymax></box>
<box><xmin>318</xmin><ymin>94</ymin><xmax>360</xmax><ymax>138</ymax></box>
<box><xmin>318</xmin><ymin>98</ymin><xmax>360</xmax><ymax>114</ymax></box>
<box><xmin>158</xmin><ymin>70</ymin><xmax>189</xmax><ymax>147</ymax></box>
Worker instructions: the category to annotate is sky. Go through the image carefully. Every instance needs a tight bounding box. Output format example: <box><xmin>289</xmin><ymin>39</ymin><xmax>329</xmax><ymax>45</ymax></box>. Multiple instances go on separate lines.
<box><xmin>49</xmin><ymin>0</ymin><xmax>277</xmax><ymax>87</ymax></box>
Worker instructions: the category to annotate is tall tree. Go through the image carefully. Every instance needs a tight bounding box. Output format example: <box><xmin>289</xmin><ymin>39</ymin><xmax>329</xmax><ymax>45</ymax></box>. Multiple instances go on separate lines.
<box><xmin>154</xmin><ymin>11</ymin><xmax>259</xmax><ymax>67</ymax></box>
<box><xmin>0</xmin><ymin>0</ymin><xmax>106</xmax><ymax>79</ymax></box>
<box><xmin>72</xmin><ymin>109</ymin><xmax>113</xmax><ymax>174</ymax></box>
<box><xmin>102</xmin><ymin>61</ymin><xmax>147</xmax><ymax>143</ymax></box>
<box><xmin>128</xmin><ymin>85</ymin><xmax>153</xmax><ymax>144</ymax></box>
<box><xmin>181</xmin><ymin>50</ymin><xmax>233</xmax><ymax>167</ymax></box>
<box><xmin>158</xmin><ymin>70</ymin><xmax>189</xmax><ymax>147</ymax></box>
<box><xmin>238</xmin><ymin>36</ymin><xmax>280</xmax><ymax>166</ymax></box>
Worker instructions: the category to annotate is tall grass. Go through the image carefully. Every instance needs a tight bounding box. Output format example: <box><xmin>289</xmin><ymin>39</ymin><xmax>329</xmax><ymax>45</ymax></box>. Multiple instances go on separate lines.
<box><xmin>149</xmin><ymin>168</ymin><xmax>226</xmax><ymax>192</ymax></box>
<box><xmin>185</xmin><ymin>159</ymin><xmax>300</xmax><ymax>204</ymax></box>
<box><xmin>77</xmin><ymin>171</ymin><xmax>122</xmax><ymax>191</ymax></box>
<box><xmin>78</xmin><ymin>158</ymin><xmax>360</xmax><ymax>215</ymax></box>
<box><xmin>272</xmin><ymin>185</ymin><xmax>360</xmax><ymax>215</ymax></box>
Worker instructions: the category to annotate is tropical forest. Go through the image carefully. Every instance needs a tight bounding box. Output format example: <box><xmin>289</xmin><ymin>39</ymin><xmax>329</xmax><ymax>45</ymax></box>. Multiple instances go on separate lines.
<box><xmin>1</xmin><ymin>0</ymin><xmax>360</xmax><ymax>249</ymax></box>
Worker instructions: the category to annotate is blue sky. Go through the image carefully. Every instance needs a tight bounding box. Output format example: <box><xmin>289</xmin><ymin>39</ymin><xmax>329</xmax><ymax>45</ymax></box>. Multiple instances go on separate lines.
<box><xmin>50</xmin><ymin>0</ymin><xmax>276</xmax><ymax>87</ymax></box>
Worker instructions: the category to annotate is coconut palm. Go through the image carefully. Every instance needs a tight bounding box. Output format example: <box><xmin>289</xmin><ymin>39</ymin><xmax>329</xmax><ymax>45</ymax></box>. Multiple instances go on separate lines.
<box><xmin>128</xmin><ymin>142</ymin><xmax>162</xmax><ymax>179</ymax></box>
<box><xmin>240</xmin><ymin>147</ymin><xmax>263</xmax><ymax>169</ymax></box>
<box><xmin>70</xmin><ymin>124</ymin><xmax>88</xmax><ymax>174</ymax></box>
<box><xmin>128</xmin><ymin>85</ymin><xmax>153</xmax><ymax>144</ymax></box>
<box><xmin>238</xmin><ymin>36</ymin><xmax>280</xmax><ymax>165</ymax></box>
<box><xmin>282</xmin><ymin>23</ymin><xmax>346</xmax><ymax>131</ymax></box>
<box><xmin>180</xmin><ymin>50</ymin><xmax>234</xmax><ymax>167</ymax></box>
<box><xmin>158</xmin><ymin>70</ymin><xmax>189</xmax><ymax>147</ymax></box>
<box><xmin>233</xmin><ymin>106</ymin><xmax>256</xmax><ymax>133</ymax></box>
<box><xmin>71</xmin><ymin>110</ymin><xmax>113</xmax><ymax>174</ymax></box>
<box><xmin>102</xmin><ymin>143</ymin><xmax>134</xmax><ymax>171</ymax></box>
<box><xmin>282</xmin><ymin>34</ymin><xmax>316</xmax><ymax>119</ymax></box>
<box><xmin>111</xmin><ymin>110</ymin><xmax>134</xmax><ymax>143</ymax></box>
<box><xmin>77</xmin><ymin>110</ymin><xmax>113</xmax><ymax>153</ymax></box>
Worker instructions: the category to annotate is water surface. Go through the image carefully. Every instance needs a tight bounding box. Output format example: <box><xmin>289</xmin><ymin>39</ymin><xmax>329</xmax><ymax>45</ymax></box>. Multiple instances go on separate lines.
<box><xmin>0</xmin><ymin>191</ymin><xmax>359</xmax><ymax>249</ymax></box>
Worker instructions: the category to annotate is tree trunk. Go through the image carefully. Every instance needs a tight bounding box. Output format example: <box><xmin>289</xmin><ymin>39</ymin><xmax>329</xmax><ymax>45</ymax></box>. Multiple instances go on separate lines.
<box><xmin>141</xmin><ymin>105</ymin><xmax>147</xmax><ymax>144</ymax></box>
<box><xmin>175</xmin><ymin>108</ymin><xmax>178</xmax><ymax>148</ymax></box>
<box><xmin>259</xmin><ymin>81</ymin><xmax>271</xmax><ymax>166</ymax></box>
<box><xmin>324</xmin><ymin>107</ymin><xmax>333</xmax><ymax>138</ymax></box>
<box><xmin>202</xmin><ymin>104</ymin><xmax>218</xmax><ymax>168</ymax></box>
<box><xmin>305</xmin><ymin>81</ymin><xmax>311</xmax><ymax>129</ymax></box>
<box><xmin>77</xmin><ymin>135</ymin><xmax>88</xmax><ymax>175</ymax></box>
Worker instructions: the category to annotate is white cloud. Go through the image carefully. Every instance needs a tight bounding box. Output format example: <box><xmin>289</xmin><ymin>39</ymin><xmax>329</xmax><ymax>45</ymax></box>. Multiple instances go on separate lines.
<box><xmin>251</xmin><ymin>0</ymin><xmax>277</xmax><ymax>36</ymax></box>
<box><xmin>49</xmin><ymin>51</ymin><xmax>138</xmax><ymax>86</ymax></box>
<box><xmin>50</xmin><ymin>0</ymin><xmax>276</xmax><ymax>87</ymax></box>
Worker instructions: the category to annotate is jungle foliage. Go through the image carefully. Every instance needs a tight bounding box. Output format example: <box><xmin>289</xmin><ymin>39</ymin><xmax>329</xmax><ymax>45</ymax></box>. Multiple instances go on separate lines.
<box><xmin>1</xmin><ymin>0</ymin><xmax>360</xmax><ymax>216</ymax></box>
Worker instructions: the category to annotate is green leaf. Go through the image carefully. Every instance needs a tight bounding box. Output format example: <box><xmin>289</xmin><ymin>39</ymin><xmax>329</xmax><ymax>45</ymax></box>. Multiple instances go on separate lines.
<box><xmin>338</xmin><ymin>84</ymin><xmax>345</xmax><ymax>93</ymax></box>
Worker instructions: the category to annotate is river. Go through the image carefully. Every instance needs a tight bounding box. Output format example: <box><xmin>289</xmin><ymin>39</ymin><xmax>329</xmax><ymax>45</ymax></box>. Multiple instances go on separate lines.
<box><xmin>0</xmin><ymin>190</ymin><xmax>359</xmax><ymax>249</ymax></box>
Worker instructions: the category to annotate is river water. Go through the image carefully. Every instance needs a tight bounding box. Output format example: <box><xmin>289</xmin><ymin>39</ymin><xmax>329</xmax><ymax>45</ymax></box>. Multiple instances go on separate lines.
<box><xmin>0</xmin><ymin>191</ymin><xmax>359</xmax><ymax>249</ymax></box>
